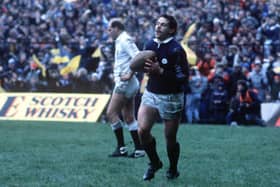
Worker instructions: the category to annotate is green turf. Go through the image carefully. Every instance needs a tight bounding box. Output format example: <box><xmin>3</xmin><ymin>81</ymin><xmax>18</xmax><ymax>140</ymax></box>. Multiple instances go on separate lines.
<box><xmin>0</xmin><ymin>121</ymin><xmax>279</xmax><ymax>187</ymax></box>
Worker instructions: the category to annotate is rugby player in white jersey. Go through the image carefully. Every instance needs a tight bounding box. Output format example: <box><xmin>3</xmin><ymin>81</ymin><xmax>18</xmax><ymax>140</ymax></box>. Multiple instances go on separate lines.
<box><xmin>106</xmin><ymin>18</ymin><xmax>145</xmax><ymax>158</ymax></box>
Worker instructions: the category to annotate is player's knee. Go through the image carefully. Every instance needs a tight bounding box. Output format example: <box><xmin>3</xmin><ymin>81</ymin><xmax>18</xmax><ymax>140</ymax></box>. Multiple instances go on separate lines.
<box><xmin>105</xmin><ymin>110</ymin><xmax>112</xmax><ymax>121</ymax></box>
<box><xmin>165</xmin><ymin>132</ymin><xmax>177</xmax><ymax>142</ymax></box>
<box><xmin>138</xmin><ymin>127</ymin><xmax>150</xmax><ymax>144</ymax></box>
<box><xmin>106</xmin><ymin>109</ymin><xmax>118</xmax><ymax>123</ymax></box>
<box><xmin>166</xmin><ymin>138</ymin><xmax>177</xmax><ymax>148</ymax></box>
<box><xmin>123</xmin><ymin>116</ymin><xmax>134</xmax><ymax>124</ymax></box>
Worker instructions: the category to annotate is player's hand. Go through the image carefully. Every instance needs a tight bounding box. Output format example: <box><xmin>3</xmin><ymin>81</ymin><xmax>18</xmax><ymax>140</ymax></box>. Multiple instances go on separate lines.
<box><xmin>144</xmin><ymin>58</ymin><xmax>163</xmax><ymax>76</ymax></box>
<box><xmin>120</xmin><ymin>71</ymin><xmax>134</xmax><ymax>81</ymax></box>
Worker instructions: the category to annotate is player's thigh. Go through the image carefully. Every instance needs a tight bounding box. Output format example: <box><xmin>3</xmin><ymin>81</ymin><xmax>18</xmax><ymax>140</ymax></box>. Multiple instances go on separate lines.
<box><xmin>106</xmin><ymin>92</ymin><xmax>126</xmax><ymax>116</ymax></box>
<box><xmin>137</xmin><ymin>104</ymin><xmax>158</xmax><ymax>131</ymax></box>
<box><xmin>121</xmin><ymin>97</ymin><xmax>136</xmax><ymax>122</ymax></box>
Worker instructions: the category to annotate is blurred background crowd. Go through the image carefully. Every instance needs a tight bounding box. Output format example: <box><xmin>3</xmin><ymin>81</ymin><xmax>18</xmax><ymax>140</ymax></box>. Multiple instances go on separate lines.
<box><xmin>0</xmin><ymin>0</ymin><xmax>279</xmax><ymax>124</ymax></box>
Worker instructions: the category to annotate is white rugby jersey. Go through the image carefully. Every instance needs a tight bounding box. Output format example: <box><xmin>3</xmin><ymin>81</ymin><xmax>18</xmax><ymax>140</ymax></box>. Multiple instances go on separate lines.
<box><xmin>113</xmin><ymin>31</ymin><xmax>139</xmax><ymax>83</ymax></box>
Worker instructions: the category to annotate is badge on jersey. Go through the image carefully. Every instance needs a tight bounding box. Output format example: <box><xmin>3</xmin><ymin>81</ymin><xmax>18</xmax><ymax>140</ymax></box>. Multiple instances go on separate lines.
<box><xmin>161</xmin><ymin>58</ymin><xmax>168</xmax><ymax>64</ymax></box>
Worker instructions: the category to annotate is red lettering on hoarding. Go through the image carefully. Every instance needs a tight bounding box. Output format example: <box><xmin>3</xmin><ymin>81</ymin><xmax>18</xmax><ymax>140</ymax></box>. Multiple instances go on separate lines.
<box><xmin>5</xmin><ymin>97</ymin><xmax>25</xmax><ymax>117</ymax></box>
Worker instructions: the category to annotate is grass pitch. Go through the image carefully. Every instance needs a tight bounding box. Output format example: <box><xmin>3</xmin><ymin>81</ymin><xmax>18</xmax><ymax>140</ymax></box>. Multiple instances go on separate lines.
<box><xmin>0</xmin><ymin>121</ymin><xmax>279</xmax><ymax>187</ymax></box>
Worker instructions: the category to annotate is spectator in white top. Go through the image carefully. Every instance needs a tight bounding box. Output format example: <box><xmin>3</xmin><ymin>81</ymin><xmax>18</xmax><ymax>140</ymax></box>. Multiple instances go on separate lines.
<box><xmin>248</xmin><ymin>58</ymin><xmax>268</xmax><ymax>102</ymax></box>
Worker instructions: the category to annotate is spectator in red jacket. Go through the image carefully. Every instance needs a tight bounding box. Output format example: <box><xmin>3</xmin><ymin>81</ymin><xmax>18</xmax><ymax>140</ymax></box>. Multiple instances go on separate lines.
<box><xmin>226</xmin><ymin>80</ymin><xmax>265</xmax><ymax>126</ymax></box>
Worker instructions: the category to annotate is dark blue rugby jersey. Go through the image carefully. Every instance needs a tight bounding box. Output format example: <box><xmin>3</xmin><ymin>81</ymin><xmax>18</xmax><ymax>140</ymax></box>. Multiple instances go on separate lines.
<box><xmin>145</xmin><ymin>38</ymin><xmax>189</xmax><ymax>94</ymax></box>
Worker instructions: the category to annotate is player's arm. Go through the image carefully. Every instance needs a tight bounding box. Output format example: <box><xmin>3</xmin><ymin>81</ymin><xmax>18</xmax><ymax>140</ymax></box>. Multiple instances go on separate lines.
<box><xmin>123</xmin><ymin>37</ymin><xmax>140</xmax><ymax>59</ymax></box>
<box><xmin>120</xmin><ymin>38</ymin><xmax>139</xmax><ymax>81</ymax></box>
<box><xmin>171</xmin><ymin>48</ymin><xmax>189</xmax><ymax>83</ymax></box>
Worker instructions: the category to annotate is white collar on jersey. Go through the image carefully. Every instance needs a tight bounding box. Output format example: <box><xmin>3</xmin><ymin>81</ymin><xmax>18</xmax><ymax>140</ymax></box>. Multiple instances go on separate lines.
<box><xmin>153</xmin><ymin>37</ymin><xmax>173</xmax><ymax>44</ymax></box>
<box><xmin>153</xmin><ymin>37</ymin><xmax>173</xmax><ymax>48</ymax></box>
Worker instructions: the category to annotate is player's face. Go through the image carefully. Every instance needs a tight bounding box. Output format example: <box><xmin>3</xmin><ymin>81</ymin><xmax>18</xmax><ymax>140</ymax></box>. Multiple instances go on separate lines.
<box><xmin>108</xmin><ymin>25</ymin><xmax>118</xmax><ymax>40</ymax></box>
<box><xmin>155</xmin><ymin>17</ymin><xmax>172</xmax><ymax>41</ymax></box>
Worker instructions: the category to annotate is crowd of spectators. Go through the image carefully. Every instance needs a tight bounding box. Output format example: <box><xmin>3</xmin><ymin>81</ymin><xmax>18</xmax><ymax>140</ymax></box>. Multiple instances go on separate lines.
<box><xmin>0</xmin><ymin>0</ymin><xmax>279</xmax><ymax>124</ymax></box>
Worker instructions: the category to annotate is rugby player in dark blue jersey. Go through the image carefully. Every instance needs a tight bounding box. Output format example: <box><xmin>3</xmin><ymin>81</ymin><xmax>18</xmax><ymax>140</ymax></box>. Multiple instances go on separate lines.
<box><xmin>137</xmin><ymin>14</ymin><xmax>189</xmax><ymax>180</ymax></box>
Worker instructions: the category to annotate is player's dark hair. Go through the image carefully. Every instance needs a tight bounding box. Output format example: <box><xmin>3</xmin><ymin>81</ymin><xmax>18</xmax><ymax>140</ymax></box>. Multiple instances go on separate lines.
<box><xmin>159</xmin><ymin>14</ymin><xmax>177</xmax><ymax>36</ymax></box>
<box><xmin>110</xmin><ymin>19</ymin><xmax>125</xmax><ymax>30</ymax></box>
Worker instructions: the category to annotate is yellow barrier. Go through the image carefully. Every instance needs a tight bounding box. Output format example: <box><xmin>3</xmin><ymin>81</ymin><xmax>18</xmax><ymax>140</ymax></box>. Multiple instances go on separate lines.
<box><xmin>0</xmin><ymin>93</ymin><xmax>110</xmax><ymax>123</ymax></box>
